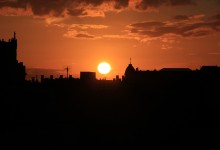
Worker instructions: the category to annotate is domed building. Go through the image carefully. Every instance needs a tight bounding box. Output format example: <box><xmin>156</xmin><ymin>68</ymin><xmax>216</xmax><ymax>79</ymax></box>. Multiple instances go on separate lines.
<box><xmin>125</xmin><ymin>62</ymin><xmax>135</xmax><ymax>77</ymax></box>
<box><xmin>124</xmin><ymin>59</ymin><xmax>136</xmax><ymax>81</ymax></box>
<box><xmin>123</xmin><ymin>58</ymin><xmax>195</xmax><ymax>84</ymax></box>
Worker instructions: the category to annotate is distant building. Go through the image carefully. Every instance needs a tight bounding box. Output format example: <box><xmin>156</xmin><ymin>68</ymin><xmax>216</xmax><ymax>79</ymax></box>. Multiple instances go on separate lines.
<box><xmin>80</xmin><ymin>72</ymin><xmax>96</xmax><ymax>81</ymax></box>
<box><xmin>160</xmin><ymin>68</ymin><xmax>192</xmax><ymax>72</ymax></box>
<box><xmin>200</xmin><ymin>66</ymin><xmax>220</xmax><ymax>72</ymax></box>
<box><xmin>123</xmin><ymin>60</ymin><xmax>194</xmax><ymax>83</ymax></box>
<box><xmin>199</xmin><ymin>66</ymin><xmax>220</xmax><ymax>80</ymax></box>
<box><xmin>0</xmin><ymin>32</ymin><xmax>26</xmax><ymax>84</ymax></box>
<box><xmin>113</xmin><ymin>75</ymin><xmax>121</xmax><ymax>83</ymax></box>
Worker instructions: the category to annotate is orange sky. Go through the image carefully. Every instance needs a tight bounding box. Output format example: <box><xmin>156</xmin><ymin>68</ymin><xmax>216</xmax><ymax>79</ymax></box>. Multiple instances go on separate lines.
<box><xmin>0</xmin><ymin>0</ymin><xmax>220</xmax><ymax>79</ymax></box>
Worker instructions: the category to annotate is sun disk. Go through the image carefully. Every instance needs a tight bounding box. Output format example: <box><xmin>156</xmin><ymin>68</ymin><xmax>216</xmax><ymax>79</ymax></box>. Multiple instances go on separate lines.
<box><xmin>98</xmin><ymin>62</ymin><xmax>111</xmax><ymax>75</ymax></box>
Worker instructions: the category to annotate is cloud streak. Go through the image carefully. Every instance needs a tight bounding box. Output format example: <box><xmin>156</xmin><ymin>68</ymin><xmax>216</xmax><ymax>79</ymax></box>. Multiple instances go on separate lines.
<box><xmin>128</xmin><ymin>14</ymin><xmax>220</xmax><ymax>39</ymax></box>
<box><xmin>64</xmin><ymin>30</ymin><xmax>97</xmax><ymax>39</ymax></box>
<box><xmin>55</xmin><ymin>23</ymin><xmax>108</xmax><ymax>39</ymax></box>
<box><xmin>56</xmin><ymin>13</ymin><xmax>220</xmax><ymax>42</ymax></box>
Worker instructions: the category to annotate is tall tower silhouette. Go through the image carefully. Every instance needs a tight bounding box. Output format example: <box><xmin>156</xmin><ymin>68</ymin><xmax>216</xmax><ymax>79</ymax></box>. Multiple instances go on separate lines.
<box><xmin>0</xmin><ymin>32</ymin><xmax>26</xmax><ymax>84</ymax></box>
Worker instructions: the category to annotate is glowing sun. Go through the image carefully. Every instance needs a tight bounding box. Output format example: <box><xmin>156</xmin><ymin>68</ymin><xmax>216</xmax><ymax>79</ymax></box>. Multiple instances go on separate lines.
<box><xmin>98</xmin><ymin>62</ymin><xmax>111</xmax><ymax>74</ymax></box>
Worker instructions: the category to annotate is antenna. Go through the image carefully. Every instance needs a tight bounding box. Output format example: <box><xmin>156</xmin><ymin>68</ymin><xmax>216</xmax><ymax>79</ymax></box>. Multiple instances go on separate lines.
<box><xmin>65</xmin><ymin>66</ymin><xmax>69</xmax><ymax>78</ymax></box>
<box><xmin>130</xmin><ymin>58</ymin><xmax>131</xmax><ymax>64</ymax></box>
<box><xmin>14</xmin><ymin>32</ymin><xmax>16</xmax><ymax>39</ymax></box>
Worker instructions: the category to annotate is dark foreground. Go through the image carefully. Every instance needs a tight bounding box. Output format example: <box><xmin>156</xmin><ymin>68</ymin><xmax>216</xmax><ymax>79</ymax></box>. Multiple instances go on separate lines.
<box><xmin>1</xmin><ymin>79</ymin><xmax>220</xmax><ymax>148</ymax></box>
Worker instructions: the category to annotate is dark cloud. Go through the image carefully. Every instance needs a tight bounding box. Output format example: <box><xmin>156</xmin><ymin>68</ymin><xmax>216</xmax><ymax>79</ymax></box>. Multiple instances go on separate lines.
<box><xmin>135</xmin><ymin>0</ymin><xmax>195</xmax><ymax>10</ymax></box>
<box><xmin>63</xmin><ymin>29</ymin><xmax>97</xmax><ymax>39</ymax></box>
<box><xmin>114</xmin><ymin>0</ymin><xmax>129</xmax><ymax>9</ymax></box>
<box><xmin>214</xmin><ymin>0</ymin><xmax>220</xmax><ymax>4</ymax></box>
<box><xmin>128</xmin><ymin>14</ymin><xmax>220</xmax><ymax>38</ymax></box>
<box><xmin>0</xmin><ymin>0</ymin><xmax>71</xmax><ymax>16</ymax></box>
<box><xmin>0</xmin><ymin>0</ymin><xmax>129</xmax><ymax>17</ymax></box>
<box><xmin>77</xmin><ymin>0</ymin><xmax>129</xmax><ymax>9</ymax></box>
<box><xmin>0</xmin><ymin>0</ymin><xmax>196</xmax><ymax>17</ymax></box>
<box><xmin>169</xmin><ymin>0</ymin><xmax>195</xmax><ymax>5</ymax></box>
<box><xmin>174</xmin><ymin>15</ymin><xmax>189</xmax><ymax>20</ymax></box>
<box><xmin>213</xmin><ymin>14</ymin><xmax>220</xmax><ymax>21</ymax></box>
<box><xmin>0</xmin><ymin>0</ymin><xmax>26</xmax><ymax>8</ymax></box>
<box><xmin>129</xmin><ymin>21</ymin><xmax>166</xmax><ymax>29</ymax></box>
<box><xmin>75</xmin><ymin>33</ymin><xmax>95</xmax><ymax>39</ymax></box>
<box><xmin>67</xmin><ymin>8</ymin><xmax>85</xmax><ymax>17</ymax></box>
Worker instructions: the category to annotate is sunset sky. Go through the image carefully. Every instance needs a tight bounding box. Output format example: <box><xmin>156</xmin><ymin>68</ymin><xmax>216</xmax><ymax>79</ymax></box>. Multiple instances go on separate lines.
<box><xmin>0</xmin><ymin>0</ymin><xmax>220</xmax><ymax>79</ymax></box>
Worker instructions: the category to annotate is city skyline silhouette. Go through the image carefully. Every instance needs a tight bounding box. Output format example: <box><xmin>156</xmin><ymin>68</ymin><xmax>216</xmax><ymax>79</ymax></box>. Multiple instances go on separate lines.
<box><xmin>2</xmin><ymin>32</ymin><xmax>220</xmax><ymax>82</ymax></box>
<box><xmin>1</xmin><ymin>0</ymin><xmax>220</xmax><ymax>147</ymax></box>
<box><xmin>1</xmin><ymin>32</ymin><xmax>220</xmax><ymax>147</ymax></box>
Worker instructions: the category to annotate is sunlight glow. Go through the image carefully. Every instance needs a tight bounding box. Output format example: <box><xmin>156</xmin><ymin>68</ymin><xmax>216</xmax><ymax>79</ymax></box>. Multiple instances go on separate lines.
<box><xmin>98</xmin><ymin>62</ymin><xmax>111</xmax><ymax>75</ymax></box>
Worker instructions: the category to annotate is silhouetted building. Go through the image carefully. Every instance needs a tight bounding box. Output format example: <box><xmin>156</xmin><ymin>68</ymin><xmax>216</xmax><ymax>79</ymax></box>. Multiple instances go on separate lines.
<box><xmin>160</xmin><ymin>68</ymin><xmax>192</xmax><ymax>72</ymax></box>
<box><xmin>113</xmin><ymin>75</ymin><xmax>121</xmax><ymax>82</ymax></box>
<box><xmin>200</xmin><ymin>66</ymin><xmax>220</xmax><ymax>72</ymax></box>
<box><xmin>123</xmin><ymin>60</ymin><xmax>195</xmax><ymax>83</ymax></box>
<box><xmin>41</xmin><ymin>75</ymin><xmax>44</xmax><ymax>82</ymax></box>
<box><xmin>50</xmin><ymin>75</ymin><xmax>54</xmax><ymax>80</ymax></box>
<box><xmin>0</xmin><ymin>32</ymin><xmax>26</xmax><ymax>84</ymax></box>
<box><xmin>59</xmin><ymin>75</ymin><xmax>63</xmax><ymax>79</ymax></box>
<box><xmin>80</xmin><ymin>72</ymin><xmax>96</xmax><ymax>81</ymax></box>
<box><xmin>125</xmin><ymin>62</ymin><xmax>136</xmax><ymax>79</ymax></box>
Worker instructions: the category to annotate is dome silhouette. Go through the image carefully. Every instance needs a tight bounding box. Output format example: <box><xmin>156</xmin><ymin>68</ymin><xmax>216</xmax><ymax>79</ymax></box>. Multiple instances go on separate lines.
<box><xmin>125</xmin><ymin>62</ymin><xmax>135</xmax><ymax>77</ymax></box>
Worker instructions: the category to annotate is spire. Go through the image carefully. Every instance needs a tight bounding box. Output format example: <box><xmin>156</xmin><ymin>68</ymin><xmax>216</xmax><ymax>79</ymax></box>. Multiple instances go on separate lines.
<box><xmin>130</xmin><ymin>58</ymin><xmax>131</xmax><ymax>64</ymax></box>
<box><xmin>65</xmin><ymin>66</ymin><xmax>69</xmax><ymax>78</ymax></box>
<box><xmin>14</xmin><ymin>32</ymin><xmax>16</xmax><ymax>39</ymax></box>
